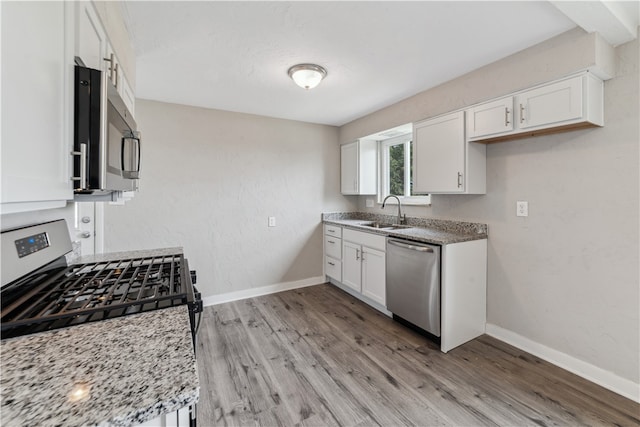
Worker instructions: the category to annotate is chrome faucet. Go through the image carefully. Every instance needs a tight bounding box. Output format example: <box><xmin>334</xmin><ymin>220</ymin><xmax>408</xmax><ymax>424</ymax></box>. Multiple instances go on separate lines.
<box><xmin>382</xmin><ymin>195</ymin><xmax>406</xmax><ymax>225</ymax></box>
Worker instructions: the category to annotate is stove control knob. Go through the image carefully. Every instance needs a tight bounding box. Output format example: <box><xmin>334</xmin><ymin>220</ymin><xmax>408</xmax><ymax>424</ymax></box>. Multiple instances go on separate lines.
<box><xmin>81</xmin><ymin>231</ymin><xmax>92</xmax><ymax>239</ymax></box>
<box><xmin>81</xmin><ymin>216</ymin><xmax>91</xmax><ymax>224</ymax></box>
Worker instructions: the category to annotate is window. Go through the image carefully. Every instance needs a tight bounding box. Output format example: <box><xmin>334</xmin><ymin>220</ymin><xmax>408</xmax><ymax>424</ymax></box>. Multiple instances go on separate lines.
<box><xmin>379</xmin><ymin>134</ymin><xmax>430</xmax><ymax>205</ymax></box>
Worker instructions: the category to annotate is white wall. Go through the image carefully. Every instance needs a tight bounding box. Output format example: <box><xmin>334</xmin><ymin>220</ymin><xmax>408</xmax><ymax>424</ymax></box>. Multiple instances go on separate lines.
<box><xmin>103</xmin><ymin>100</ymin><xmax>355</xmax><ymax>297</ymax></box>
<box><xmin>341</xmin><ymin>30</ymin><xmax>639</xmax><ymax>392</ymax></box>
<box><xmin>1</xmin><ymin>204</ymin><xmax>75</xmax><ymax>236</ymax></box>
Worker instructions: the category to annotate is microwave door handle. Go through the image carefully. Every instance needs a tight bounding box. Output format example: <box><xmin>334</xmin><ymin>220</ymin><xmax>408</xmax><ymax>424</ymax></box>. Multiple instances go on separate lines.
<box><xmin>121</xmin><ymin>135</ymin><xmax>141</xmax><ymax>179</ymax></box>
<box><xmin>135</xmin><ymin>135</ymin><xmax>141</xmax><ymax>175</ymax></box>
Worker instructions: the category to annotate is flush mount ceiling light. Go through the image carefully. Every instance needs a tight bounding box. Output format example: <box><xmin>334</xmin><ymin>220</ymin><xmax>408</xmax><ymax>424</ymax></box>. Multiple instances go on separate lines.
<box><xmin>287</xmin><ymin>64</ymin><xmax>327</xmax><ymax>90</ymax></box>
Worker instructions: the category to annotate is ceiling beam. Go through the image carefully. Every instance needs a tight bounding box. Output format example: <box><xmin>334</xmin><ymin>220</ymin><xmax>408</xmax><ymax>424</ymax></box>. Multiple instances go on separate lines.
<box><xmin>550</xmin><ymin>0</ymin><xmax>639</xmax><ymax>47</ymax></box>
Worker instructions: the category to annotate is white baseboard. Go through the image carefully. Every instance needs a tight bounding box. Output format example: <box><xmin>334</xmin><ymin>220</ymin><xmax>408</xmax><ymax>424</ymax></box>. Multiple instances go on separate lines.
<box><xmin>202</xmin><ymin>276</ymin><xmax>325</xmax><ymax>307</ymax></box>
<box><xmin>486</xmin><ymin>323</ymin><xmax>640</xmax><ymax>403</ymax></box>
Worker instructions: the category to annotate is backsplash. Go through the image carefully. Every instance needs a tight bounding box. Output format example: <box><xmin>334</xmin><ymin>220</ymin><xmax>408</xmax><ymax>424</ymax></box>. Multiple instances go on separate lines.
<box><xmin>322</xmin><ymin>212</ymin><xmax>488</xmax><ymax>235</ymax></box>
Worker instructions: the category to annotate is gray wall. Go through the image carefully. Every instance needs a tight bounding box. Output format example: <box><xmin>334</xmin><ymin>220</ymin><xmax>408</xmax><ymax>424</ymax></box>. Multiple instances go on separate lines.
<box><xmin>341</xmin><ymin>30</ymin><xmax>639</xmax><ymax>386</ymax></box>
<box><xmin>103</xmin><ymin>100</ymin><xmax>355</xmax><ymax>296</ymax></box>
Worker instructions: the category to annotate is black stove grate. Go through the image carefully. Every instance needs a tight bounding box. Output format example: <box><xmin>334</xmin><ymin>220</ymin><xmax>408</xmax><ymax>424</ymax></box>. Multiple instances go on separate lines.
<box><xmin>1</xmin><ymin>254</ymin><xmax>194</xmax><ymax>339</ymax></box>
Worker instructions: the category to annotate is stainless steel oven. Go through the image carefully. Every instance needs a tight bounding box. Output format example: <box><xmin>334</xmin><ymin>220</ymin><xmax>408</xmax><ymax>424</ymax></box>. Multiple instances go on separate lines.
<box><xmin>73</xmin><ymin>61</ymin><xmax>141</xmax><ymax>198</ymax></box>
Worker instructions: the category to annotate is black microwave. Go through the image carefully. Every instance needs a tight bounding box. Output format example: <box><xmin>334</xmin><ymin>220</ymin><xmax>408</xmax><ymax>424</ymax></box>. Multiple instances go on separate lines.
<box><xmin>73</xmin><ymin>62</ymin><xmax>141</xmax><ymax>197</ymax></box>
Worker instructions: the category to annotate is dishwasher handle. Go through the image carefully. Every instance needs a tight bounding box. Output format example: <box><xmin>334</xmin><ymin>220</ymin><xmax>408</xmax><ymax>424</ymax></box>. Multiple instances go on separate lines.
<box><xmin>388</xmin><ymin>239</ymin><xmax>434</xmax><ymax>253</ymax></box>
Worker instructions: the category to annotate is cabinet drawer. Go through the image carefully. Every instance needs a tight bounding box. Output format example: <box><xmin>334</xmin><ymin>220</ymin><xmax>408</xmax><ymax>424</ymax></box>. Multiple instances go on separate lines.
<box><xmin>325</xmin><ymin>256</ymin><xmax>342</xmax><ymax>281</ymax></box>
<box><xmin>325</xmin><ymin>236</ymin><xmax>342</xmax><ymax>259</ymax></box>
<box><xmin>324</xmin><ymin>224</ymin><xmax>342</xmax><ymax>238</ymax></box>
<box><xmin>343</xmin><ymin>228</ymin><xmax>386</xmax><ymax>251</ymax></box>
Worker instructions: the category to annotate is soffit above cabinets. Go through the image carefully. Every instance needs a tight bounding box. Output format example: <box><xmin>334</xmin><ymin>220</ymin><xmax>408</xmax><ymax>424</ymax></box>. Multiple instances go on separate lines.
<box><xmin>550</xmin><ymin>0</ymin><xmax>639</xmax><ymax>47</ymax></box>
<box><xmin>122</xmin><ymin>1</ymin><xmax>578</xmax><ymax>126</ymax></box>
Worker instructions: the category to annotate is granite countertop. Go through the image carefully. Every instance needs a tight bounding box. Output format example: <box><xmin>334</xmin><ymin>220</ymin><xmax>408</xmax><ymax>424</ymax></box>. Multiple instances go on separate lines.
<box><xmin>74</xmin><ymin>246</ymin><xmax>184</xmax><ymax>264</ymax></box>
<box><xmin>0</xmin><ymin>306</ymin><xmax>199</xmax><ymax>427</ymax></box>
<box><xmin>322</xmin><ymin>212</ymin><xmax>487</xmax><ymax>245</ymax></box>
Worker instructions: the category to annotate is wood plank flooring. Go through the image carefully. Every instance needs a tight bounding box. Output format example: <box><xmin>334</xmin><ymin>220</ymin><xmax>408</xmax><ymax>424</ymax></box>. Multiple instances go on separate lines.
<box><xmin>196</xmin><ymin>283</ymin><xmax>639</xmax><ymax>426</ymax></box>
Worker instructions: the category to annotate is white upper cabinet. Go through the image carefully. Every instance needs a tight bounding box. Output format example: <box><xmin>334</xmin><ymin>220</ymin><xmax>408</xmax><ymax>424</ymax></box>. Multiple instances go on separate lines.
<box><xmin>413</xmin><ymin>111</ymin><xmax>486</xmax><ymax>194</ymax></box>
<box><xmin>1</xmin><ymin>1</ymin><xmax>74</xmax><ymax>213</ymax></box>
<box><xmin>75</xmin><ymin>2</ymin><xmax>107</xmax><ymax>70</ymax></box>
<box><xmin>466</xmin><ymin>96</ymin><xmax>514</xmax><ymax>139</ymax></box>
<box><xmin>340</xmin><ymin>140</ymin><xmax>377</xmax><ymax>195</ymax></box>
<box><xmin>517</xmin><ymin>76</ymin><xmax>584</xmax><ymax>129</ymax></box>
<box><xmin>467</xmin><ymin>73</ymin><xmax>603</xmax><ymax>143</ymax></box>
<box><xmin>77</xmin><ymin>2</ymin><xmax>135</xmax><ymax>115</ymax></box>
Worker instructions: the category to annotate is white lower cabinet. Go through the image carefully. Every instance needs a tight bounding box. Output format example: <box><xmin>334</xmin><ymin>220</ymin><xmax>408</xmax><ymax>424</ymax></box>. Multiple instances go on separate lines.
<box><xmin>360</xmin><ymin>247</ymin><xmax>386</xmax><ymax>306</ymax></box>
<box><xmin>440</xmin><ymin>239</ymin><xmax>487</xmax><ymax>353</ymax></box>
<box><xmin>323</xmin><ymin>225</ymin><xmax>387</xmax><ymax>311</ymax></box>
<box><xmin>135</xmin><ymin>406</ymin><xmax>191</xmax><ymax>427</ymax></box>
<box><xmin>342</xmin><ymin>241</ymin><xmax>362</xmax><ymax>292</ymax></box>
<box><xmin>342</xmin><ymin>241</ymin><xmax>387</xmax><ymax>306</ymax></box>
<box><xmin>323</xmin><ymin>224</ymin><xmax>342</xmax><ymax>282</ymax></box>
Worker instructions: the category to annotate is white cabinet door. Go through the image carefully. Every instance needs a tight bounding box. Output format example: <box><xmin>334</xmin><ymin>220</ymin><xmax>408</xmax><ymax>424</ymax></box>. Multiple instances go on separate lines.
<box><xmin>1</xmin><ymin>1</ymin><xmax>74</xmax><ymax>212</ymax></box>
<box><xmin>413</xmin><ymin>111</ymin><xmax>465</xmax><ymax>193</ymax></box>
<box><xmin>516</xmin><ymin>76</ymin><xmax>583</xmax><ymax>130</ymax></box>
<box><xmin>340</xmin><ymin>140</ymin><xmax>376</xmax><ymax>195</ymax></box>
<box><xmin>120</xmin><ymin>71</ymin><xmax>136</xmax><ymax>115</ymax></box>
<box><xmin>361</xmin><ymin>247</ymin><xmax>386</xmax><ymax>306</ymax></box>
<box><xmin>76</xmin><ymin>1</ymin><xmax>107</xmax><ymax>70</ymax></box>
<box><xmin>340</xmin><ymin>142</ymin><xmax>358</xmax><ymax>194</ymax></box>
<box><xmin>342</xmin><ymin>241</ymin><xmax>362</xmax><ymax>292</ymax></box>
<box><xmin>467</xmin><ymin>96</ymin><xmax>514</xmax><ymax>140</ymax></box>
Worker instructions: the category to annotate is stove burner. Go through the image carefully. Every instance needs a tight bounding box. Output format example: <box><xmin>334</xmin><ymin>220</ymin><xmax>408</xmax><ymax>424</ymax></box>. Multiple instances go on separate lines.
<box><xmin>1</xmin><ymin>254</ymin><xmax>198</xmax><ymax>339</ymax></box>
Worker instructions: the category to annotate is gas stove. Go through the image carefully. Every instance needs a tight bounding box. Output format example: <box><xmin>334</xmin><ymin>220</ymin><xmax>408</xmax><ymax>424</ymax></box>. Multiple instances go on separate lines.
<box><xmin>1</xmin><ymin>220</ymin><xmax>202</xmax><ymax>341</ymax></box>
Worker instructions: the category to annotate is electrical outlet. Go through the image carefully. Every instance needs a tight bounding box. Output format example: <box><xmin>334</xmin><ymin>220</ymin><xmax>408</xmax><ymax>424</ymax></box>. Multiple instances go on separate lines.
<box><xmin>268</xmin><ymin>216</ymin><xmax>276</xmax><ymax>227</ymax></box>
<box><xmin>516</xmin><ymin>201</ymin><xmax>528</xmax><ymax>217</ymax></box>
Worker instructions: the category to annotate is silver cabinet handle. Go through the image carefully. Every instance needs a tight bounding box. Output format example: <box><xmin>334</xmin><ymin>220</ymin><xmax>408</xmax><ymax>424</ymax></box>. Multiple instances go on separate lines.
<box><xmin>457</xmin><ymin>172</ymin><xmax>463</xmax><ymax>188</ymax></box>
<box><xmin>103</xmin><ymin>53</ymin><xmax>115</xmax><ymax>83</ymax></box>
<box><xmin>328</xmin><ymin>261</ymin><xmax>335</xmax><ymax>266</ymax></box>
<box><xmin>327</xmin><ymin>240</ymin><xmax>335</xmax><ymax>244</ymax></box>
<box><xmin>356</xmin><ymin>249</ymin><xmax>360</xmax><ymax>260</ymax></box>
<box><xmin>114</xmin><ymin>62</ymin><xmax>119</xmax><ymax>89</ymax></box>
<box><xmin>81</xmin><ymin>231</ymin><xmax>92</xmax><ymax>239</ymax></box>
<box><xmin>327</xmin><ymin>229</ymin><xmax>335</xmax><ymax>233</ymax></box>
<box><xmin>505</xmin><ymin>107</ymin><xmax>510</xmax><ymax>126</ymax></box>
<box><xmin>520</xmin><ymin>103</ymin><xmax>525</xmax><ymax>124</ymax></box>
<box><xmin>388</xmin><ymin>239</ymin><xmax>434</xmax><ymax>253</ymax></box>
<box><xmin>70</xmin><ymin>143</ymin><xmax>88</xmax><ymax>189</ymax></box>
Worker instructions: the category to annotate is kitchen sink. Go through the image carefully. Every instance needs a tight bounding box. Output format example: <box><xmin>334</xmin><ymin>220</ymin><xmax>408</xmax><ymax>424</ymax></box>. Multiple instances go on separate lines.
<box><xmin>359</xmin><ymin>222</ymin><xmax>411</xmax><ymax>230</ymax></box>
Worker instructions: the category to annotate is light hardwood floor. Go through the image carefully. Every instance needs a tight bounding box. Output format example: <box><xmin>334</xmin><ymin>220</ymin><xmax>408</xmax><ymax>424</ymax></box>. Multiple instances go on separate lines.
<box><xmin>196</xmin><ymin>283</ymin><xmax>639</xmax><ymax>426</ymax></box>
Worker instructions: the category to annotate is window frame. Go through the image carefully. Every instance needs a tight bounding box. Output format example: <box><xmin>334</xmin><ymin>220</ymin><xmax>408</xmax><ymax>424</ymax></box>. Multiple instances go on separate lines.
<box><xmin>378</xmin><ymin>133</ymin><xmax>430</xmax><ymax>206</ymax></box>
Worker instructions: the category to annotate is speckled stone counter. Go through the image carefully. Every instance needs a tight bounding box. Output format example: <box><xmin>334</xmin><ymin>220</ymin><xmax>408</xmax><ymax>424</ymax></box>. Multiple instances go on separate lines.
<box><xmin>322</xmin><ymin>212</ymin><xmax>487</xmax><ymax>245</ymax></box>
<box><xmin>75</xmin><ymin>247</ymin><xmax>184</xmax><ymax>264</ymax></box>
<box><xmin>1</xmin><ymin>306</ymin><xmax>199</xmax><ymax>427</ymax></box>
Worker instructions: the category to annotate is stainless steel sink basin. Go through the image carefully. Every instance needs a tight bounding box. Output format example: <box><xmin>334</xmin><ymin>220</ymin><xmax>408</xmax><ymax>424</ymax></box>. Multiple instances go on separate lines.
<box><xmin>360</xmin><ymin>222</ymin><xmax>410</xmax><ymax>230</ymax></box>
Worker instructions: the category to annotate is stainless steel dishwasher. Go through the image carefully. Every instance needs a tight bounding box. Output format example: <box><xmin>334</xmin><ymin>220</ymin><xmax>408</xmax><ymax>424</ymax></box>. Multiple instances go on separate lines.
<box><xmin>386</xmin><ymin>238</ymin><xmax>441</xmax><ymax>337</ymax></box>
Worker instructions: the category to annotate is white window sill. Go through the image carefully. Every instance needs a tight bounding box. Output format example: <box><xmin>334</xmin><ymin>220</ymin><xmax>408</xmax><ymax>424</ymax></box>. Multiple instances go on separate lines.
<box><xmin>376</xmin><ymin>197</ymin><xmax>431</xmax><ymax>207</ymax></box>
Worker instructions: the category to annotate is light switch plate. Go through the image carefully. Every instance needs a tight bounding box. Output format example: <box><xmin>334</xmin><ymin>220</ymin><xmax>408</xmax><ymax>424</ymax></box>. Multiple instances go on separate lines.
<box><xmin>516</xmin><ymin>201</ymin><xmax>528</xmax><ymax>217</ymax></box>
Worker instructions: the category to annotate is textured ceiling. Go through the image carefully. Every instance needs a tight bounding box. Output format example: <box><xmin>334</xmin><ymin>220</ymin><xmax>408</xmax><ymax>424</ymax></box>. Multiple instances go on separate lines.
<box><xmin>123</xmin><ymin>1</ymin><xmax>578</xmax><ymax>126</ymax></box>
